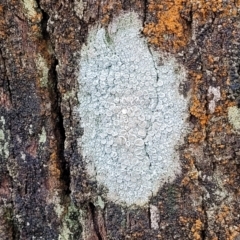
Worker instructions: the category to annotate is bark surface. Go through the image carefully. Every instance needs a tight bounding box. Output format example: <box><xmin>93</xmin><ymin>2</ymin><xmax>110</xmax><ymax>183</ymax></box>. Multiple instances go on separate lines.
<box><xmin>0</xmin><ymin>0</ymin><xmax>240</xmax><ymax>239</ymax></box>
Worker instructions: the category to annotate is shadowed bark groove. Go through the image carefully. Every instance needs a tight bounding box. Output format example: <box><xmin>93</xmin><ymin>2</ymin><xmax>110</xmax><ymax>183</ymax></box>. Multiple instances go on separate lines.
<box><xmin>38</xmin><ymin>1</ymin><xmax>71</xmax><ymax>197</ymax></box>
<box><xmin>89</xmin><ymin>202</ymin><xmax>103</xmax><ymax>240</ymax></box>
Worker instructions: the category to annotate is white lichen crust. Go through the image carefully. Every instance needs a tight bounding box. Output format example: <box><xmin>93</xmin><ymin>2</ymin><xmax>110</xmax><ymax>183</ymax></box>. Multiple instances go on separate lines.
<box><xmin>228</xmin><ymin>106</ymin><xmax>240</xmax><ymax>130</ymax></box>
<box><xmin>76</xmin><ymin>12</ymin><xmax>189</xmax><ymax>206</ymax></box>
<box><xmin>22</xmin><ymin>0</ymin><xmax>38</xmax><ymax>19</ymax></box>
<box><xmin>0</xmin><ymin>116</ymin><xmax>9</xmax><ymax>159</ymax></box>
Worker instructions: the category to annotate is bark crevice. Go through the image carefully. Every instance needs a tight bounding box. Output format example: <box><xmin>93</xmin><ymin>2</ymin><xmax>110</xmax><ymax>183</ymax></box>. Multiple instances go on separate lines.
<box><xmin>89</xmin><ymin>202</ymin><xmax>103</xmax><ymax>240</ymax></box>
<box><xmin>201</xmin><ymin>197</ymin><xmax>207</xmax><ymax>240</ymax></box>
<box><xmin>37</xmin><ymin>2</ymin><xmax>71</xmax><ymax>196</ymax></box>
<box><xmin>0</xmin><ymin>49</ymin><xmax>12</xmax><ymax>103</ymax></box>
<box><xmin>143</xmin><ymin>0</ymin><xmax>148</xmax><ymax>25</ymax></box>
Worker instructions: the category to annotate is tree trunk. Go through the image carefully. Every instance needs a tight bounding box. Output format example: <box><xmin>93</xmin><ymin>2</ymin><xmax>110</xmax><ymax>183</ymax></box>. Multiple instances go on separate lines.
<box><xmin>1</xmin><ymin>0</ymin><xmax>240</xmax><ymax>239</ymax></box>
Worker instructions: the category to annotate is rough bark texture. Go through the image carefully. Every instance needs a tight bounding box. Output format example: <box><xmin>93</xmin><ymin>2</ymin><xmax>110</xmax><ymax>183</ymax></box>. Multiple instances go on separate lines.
<box><xmin>1</xmin><ymin>0</ymin><xmax>240</xmax><ymax>239</ymax></box>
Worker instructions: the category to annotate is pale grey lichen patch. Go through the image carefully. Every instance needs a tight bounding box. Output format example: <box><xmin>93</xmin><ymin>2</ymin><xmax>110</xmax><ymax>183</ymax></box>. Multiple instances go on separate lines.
<box><xmin>95</xmin><ymin>196</ymin><xmax>105</xmax><ymax>210</ymax></box>
<box><xmin>74</xmin><ymin>0</ymin><xmax>85</xmax><ymax>19</ymax></box>
<box><xmin>39</xmin><ymin>127</ymin><xmax>46</xmax><ymax>144</ymax></box>
<box><xmin>22</xmin><ymin>0</ymin><xmax>38</xmax><ymax>20</ymax></box>
<box><xmin>20</xmin><ymin>152</ymin><xmax>26</xmax><ymax>161</ymax></box>
<box><xmin>228</xmin><ymin>106</ymin><xmax>240</xmax><ymax>130</ymax></box>
<box><xmin>63</xmin><ymin>90</ymin><xmax>77</xmax><ymax>101</ymax></box>
<box><xmin>150</xmin><ymin>205</ymin><xmax>160</xmax><ymax>230</ymax></box>
<box><xmin>76</xmin><ymin>12</ymin><xmax>189</xmax><ymax>206</ymax></box>
<box><xmin>29</xmin><ymin>124</ymin><xmax>33</xmax><ymax>135</ymax></box>
<box><xmin>208</xmin><ymin>86</ymin><xmax>221</xmax><ymax>113</ymax></box>
<box><xmin>0</xmin><ymin>117</ymin><xmax>9</xmax><ymax>159</ymax></box>
<box><xmin>53</xmin><ymin>195</ymin><xmax>64</xmax><ymax>218</ymax></box>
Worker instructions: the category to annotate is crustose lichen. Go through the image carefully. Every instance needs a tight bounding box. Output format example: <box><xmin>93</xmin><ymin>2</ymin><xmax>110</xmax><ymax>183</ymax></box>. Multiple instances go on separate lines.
<box><xmin>76</xmin><ymin>12</ymin><xmax>189</xmax><ymax>206</ymax></box>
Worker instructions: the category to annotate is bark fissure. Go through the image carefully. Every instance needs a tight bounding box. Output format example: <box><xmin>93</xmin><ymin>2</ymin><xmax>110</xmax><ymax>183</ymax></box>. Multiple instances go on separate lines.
<box><xmin>51</xmin><ymin>57</ymin><xmax>71</xmax><ymax>195</ymax></box>
<box><xmin>38</xmin><ymin>4</ymin><xmax>71</xmax><ymax>196</ymax></box>
<box><xmin>148</xmin><ymin>205</ymin><xmax>151</xmax><ymax>229</ymax></box>
<box><xmin>0</xmin><ymin>49</ymin><xmax>12</xmax><ymax>103</ymax></box>
<box><xmin>0</xmin><ymin>41</ymin><xmax>18</xmax><ymax>239</ymax></box>
<box><xmin>89</xmin><ymin>202</ymin><xmax>103</xmax><ymax>240</ymax></box>
<box><xmin>201</xmin><ymin>195</ymin><xmax>207</xmax><ymax>240</ymax></box>
<box><xmin>143</xmin><ymin>0</ymin><xmax>148</xmax><ymax>25</ymax></box>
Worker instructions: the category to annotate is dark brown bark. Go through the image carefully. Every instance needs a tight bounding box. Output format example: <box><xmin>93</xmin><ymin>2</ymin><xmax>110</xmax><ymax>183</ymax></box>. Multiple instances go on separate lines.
<box><xmin>1</xmin><ymin>0</ymin><xmax>240</xmax><ymax>239</ymax></box>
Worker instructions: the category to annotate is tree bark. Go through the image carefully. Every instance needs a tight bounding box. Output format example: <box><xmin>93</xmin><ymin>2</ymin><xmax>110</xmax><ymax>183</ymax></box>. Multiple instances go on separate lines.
<box><xmin>1</xmin><ymin>0</ymin><xmax>240</xmax><ymax>239</ymax></box>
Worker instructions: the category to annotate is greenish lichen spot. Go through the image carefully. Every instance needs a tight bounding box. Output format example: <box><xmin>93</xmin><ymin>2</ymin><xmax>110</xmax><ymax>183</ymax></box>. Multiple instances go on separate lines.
<box><xmin>0</xmin><ymin>116</ymin><xmax>5</xmax><ymax>125</ymax></box>
<box><xmin>228</xmin><ymin>106</ymin><xmax>240</xmax><ymax>130</ymax></box>
<box><xmin>95</xmin><ymin>196</ymin><xmax>105</xmax><ymax>210</ymax></box>
<box><xmin>0</xmin><ymin>130</ymin><xmax>4</xmax><ymax>141</ymax></box>
<box><xmin>0</xmin><ymin>116</ymin><xmax>9</xmax><ymax>159</ymax></box>
<box><xmin>63</xmin><ymin>90</ymin><xmax>77</xmax><ymax>101</ymax></box>
<box><xmin>36</xmin><ymin>54</ymin><xmax>49</xmax><ymax>88</ymax></box>
<box><xmin>58</xmin><ymin>203</ymin><xmax>81</xmax><ymax>240</ymax></box>
<box><xmin>54</xmin><ymin>201</ymin><xmax>64</xmax><ymax>219</ymax></box>
<box><xmin>39</xmin><ymin>127</ymin><xmax>46</xmax><ymax>144</ymax></box>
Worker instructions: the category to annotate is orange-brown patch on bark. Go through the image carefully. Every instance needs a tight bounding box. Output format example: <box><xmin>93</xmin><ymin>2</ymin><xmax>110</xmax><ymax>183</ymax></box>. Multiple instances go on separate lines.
<box><xmin>191</xmin><ymin>219</ymin><xmax>204</xmax><ymax>240</ymax></box>
<box><xmin>0</xmin><ymin>88</ymin><xmax>11</xmax><ymax>110</ymax></box>
<box><xmin>48</xmin><ymin>151</ymin><xmax>61</xmax><ymax>190</ymax></box>
<box><xmin>0</xmin><ymin>177</ymin><xmax>11</xmax><ymax>200</ymax></box>
<box><xmin>143</xmin><ymin>0</ymin><xmax>190</xmax><ymax>52</ymax></box>
<box><xmin>188</xmin><ymin>72</ymin><xmax>208</xmax><ymax>143</ymax></box>
<box><xmin>45</xmin><ymin>148</ymin><xmax>63</xmax><ymax>201</ymax></box>
<box><xmin>214</xmin><ymin>206</ymin><xmax>240</xmax><ymax>239</ymax></box>
<box><xmin>26</xmin><ymin>140</ymin><xmax>38</xmax><ymax>158</ymax></box>
<box><xmin>101</xmin><ymin>0</ymin><xmax>122</xmax><ymax>25</ymax></box>
<box><xmin>191</xmin><ymin>0</ymin><xmax>239</xmax><ymax>21</ymax></box>
<box><xmin>0</xmin><ymin>5</ymin><xmax>6</xmax><ymax>39</ymax></box>
<box><xmin>181</xmin><ymin>153</ymin><xmax>199</xmax><ymax>187</ymax></box>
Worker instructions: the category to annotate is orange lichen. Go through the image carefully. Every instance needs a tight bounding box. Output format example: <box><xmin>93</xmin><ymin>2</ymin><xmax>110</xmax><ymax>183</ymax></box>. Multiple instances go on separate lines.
<box><xmin>191</xmin><ymin>219</ymin><xmax>204</xmax><ymax>240</ymax></box>
<box><xmin>179</xmin><ymin>216</ymin><xmax>189</xmax><ymax>225</ymax></box>
<box><xmin>216</xmin><ymin>205</ymin><xmax>230</xmax><ymax>223</ymax></box>
<box><xmin>144</xmin><ymin>1</ymin><xmax>239</xmax><ymax>51</ymax></box>
<box><xmin>214</xmin><ymin>206</ymin><xmax>240</xmax><ymax>239</ymax></box>
<box><xmin>188</xmin><ymin>72</ymin><xmax>208</xmax><ymax>143</ymax></box>
<box><xmin>131</xmin><ymin>232</ymin><xmax>144</xmax><ymax>239</ymax></box>
<box><xmin>191</xmin><ymin>0</ymin><xmax>240</xmax><ymax>21</ymax></box>
<box><xmin>188</xmin><ymin>65</ymin><xmax>233</xmax><ymax>144</ymax></box>
<box><xmin>101</xmin><ymin>0</ymin><xmax>122</xmax><ymax>25</ymax></box>
<box><xmin>228</xmin><ymin>229</ymin><xmax>240</xmax><ymax>240</ymax></box>
<box><xmin>190</xmin><ymin>96</ymin><xmax>208</xmax><ymax>126</ymax></box>
<box><xmin>143</xmin><ymin>0</ymin><xmax>190</xmax><ymax>51</ymax></box>
<box><xmin>181</xmin><ymin>176</ymin><xmax>190</xmax><ymax>186</ymax></box>
<box><xmin>31</xmin><ymin>12</ymin><xmax>42</xmax><ymax>24</ymax></box>
<box><xmin>181</xmin><ymin>153</ymin><xmax>199</xmax><ymax>187</ymax></box>
<box><xmin>31</xmin><ymin>24</ymin><xmax>41</xmax><ymax>35</ymax></box>
<box><xmin>188</xmin><ymin>170</ymin><xmax>198</xmax><ymax>180</ymax></box>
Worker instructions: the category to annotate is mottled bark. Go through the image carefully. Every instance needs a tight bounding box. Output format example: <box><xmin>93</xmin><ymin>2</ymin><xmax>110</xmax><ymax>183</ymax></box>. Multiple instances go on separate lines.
<box><xmin>0</xmin><ymin>0</ymin><xmax>240</xmax><ymax>239</ymax></box>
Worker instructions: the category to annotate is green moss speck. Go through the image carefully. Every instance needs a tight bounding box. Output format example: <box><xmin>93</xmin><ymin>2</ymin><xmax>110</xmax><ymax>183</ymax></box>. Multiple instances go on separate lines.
<box><xmin>59</xmin><ymin>203</ymin><xmax>82</xmax><ymax>240</ymax></box>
